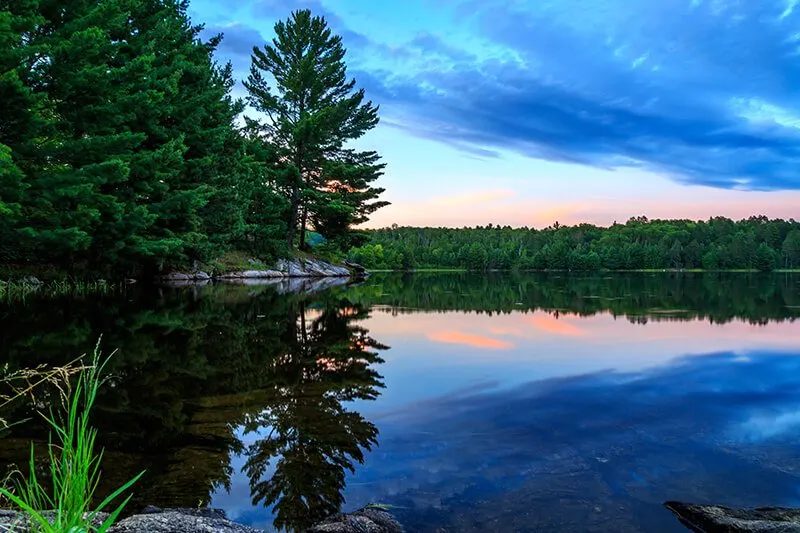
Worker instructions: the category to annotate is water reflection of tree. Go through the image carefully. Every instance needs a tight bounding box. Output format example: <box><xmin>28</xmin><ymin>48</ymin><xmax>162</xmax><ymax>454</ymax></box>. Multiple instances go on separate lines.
<box><xmin>242</xmin><ymin>300</ymin><xmax>387</xmax><ymax>532</ymax></box>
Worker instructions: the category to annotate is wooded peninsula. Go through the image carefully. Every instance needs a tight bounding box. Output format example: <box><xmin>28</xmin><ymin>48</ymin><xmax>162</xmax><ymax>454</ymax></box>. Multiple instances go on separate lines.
<box><xmin>2</xmin><ymin>3</ymin><xmax>796</xmax><ymax>279</ymax></box>
<box><xmin>1</xmin><ymin>3</ymin><xmax>385</xmax><ymax>279</ymax></box>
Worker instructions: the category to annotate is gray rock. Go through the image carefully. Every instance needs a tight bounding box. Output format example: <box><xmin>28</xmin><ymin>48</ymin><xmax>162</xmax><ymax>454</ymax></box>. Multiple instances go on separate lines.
<box><xmin>344</xmin><ymin>261</ymin><xmax>367</xmax><ymax>274</ymax></box>
<box><xmin>665</xmin><ymin>501</ymin><xmax>800</xmax><ymax>532</ymax></box>
<box><xmin>215</xmin><ymin>271</ymin><xmax>244</xmax><ymax>279</ymax></box>
<box><xmin>139</xmin><ymin>506</ymin><xmax>226</xmax><ymax>519</ymax></box>
<box><xmin>162</xmin><ymin>279</ymin><xmax>210</xmax><ymax>288</ymax></box>
<box><xmin>241</xmin><ymin>270</ymin><xmax>283</xmax><ymax>278</ymax></box>
<box><xmin>194</xmin><ymin>271</ymin><xmax>211</xmax><ymax>280</ymax></box>
<box><xmin>20</xmin><ymin>276</ymin><xmax>42</xmax><ymax>285</ymax></box>
<box><xmin>0</xmin><ymin>507</ymin><xmax>401</xmax><ymax>533</ymax></box>
<box><xmin>108</xmin><ymin>510</ymin><xmax>264</xmax><ymax>533</ymax></box>
<box><xmin>158</xmin><ymin>272</ymin><xmax>191</xmax><ymax>281</ymax></box>
<box><xmin>307</xmin><ymin>508</ymin><xmax>403</xmax><ymax>533</ymax></box>
<box><xmin>0</xmin><ymin>510</ymin><xmax>110</xmax><ymax>532</ymax></box>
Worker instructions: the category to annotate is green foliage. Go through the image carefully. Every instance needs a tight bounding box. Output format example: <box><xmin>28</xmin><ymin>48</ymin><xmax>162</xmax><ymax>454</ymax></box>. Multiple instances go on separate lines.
<box><xmin>1</xmin><ymin>2</ymin><xmax>381</xmax><ymax>277</ymax></box>
<box><xmin>0</xmin><ymin>280</ymin><xmax>117</xmax><ymax>303</ymax></box>
<box><xmin>350</xmin><ymin>216</ymin><xmax>800</xmax><ymax>272</ymax></box>
<box><xmin>244</xmin><ymin>9</ymin><xmax>387</xmax><ymax>251</ymax></box>
<box><xmin>0</xmin><ymin>343</ymin><xmax>143</xmax><ymax>532</ymax></box>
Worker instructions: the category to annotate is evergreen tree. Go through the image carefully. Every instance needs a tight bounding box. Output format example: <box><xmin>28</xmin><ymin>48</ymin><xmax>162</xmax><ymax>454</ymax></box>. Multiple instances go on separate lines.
<box><xmin>9</xmin><ymin>0</ymin><xmax>150</xmax><ymax>271</ymax></box>
<box><xmin>244</xmin><ymin>9</ymin><xmax>386</xmax><ymax>251</ymax></box>
<box><xmin>118</xmin><ymin>0</ymin><xmax>246</xmax><ymax>272</ymax></box>
<box><xmin>0</xmin><ymin>0</ymin><xmax>46</xmax><ymax>262</ymax></box>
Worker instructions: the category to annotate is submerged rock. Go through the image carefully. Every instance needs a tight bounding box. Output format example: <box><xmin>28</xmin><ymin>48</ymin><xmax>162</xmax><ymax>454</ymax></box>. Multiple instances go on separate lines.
<box><xmin>665</xmin><ymin>501</ymin><xmax>800</xmax><ymax>532</ymax></box>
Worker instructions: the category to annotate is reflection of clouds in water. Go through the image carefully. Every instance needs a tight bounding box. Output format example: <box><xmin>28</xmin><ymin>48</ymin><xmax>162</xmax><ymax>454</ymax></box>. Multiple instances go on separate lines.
<box><xmin>737</xmin><ymin>411</ymin><xmax>800</xmax><ymax>442</ymax></box>
<box><xmin>427</xmin><ymin>330</ymin><xmax>515</xmax><ymax>349</ymax></box>
<box><xmin>349</xmin><ymin>350</ymin><xmax>800</xmax><ymax>518</ymax></box>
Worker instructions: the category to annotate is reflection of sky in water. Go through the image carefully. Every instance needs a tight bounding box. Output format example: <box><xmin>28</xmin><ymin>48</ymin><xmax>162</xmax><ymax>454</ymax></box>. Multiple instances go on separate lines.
<box><xmin>212</xmin><ymin>310</ymin><xmax>800</xmax><ymax>532</ymax></box>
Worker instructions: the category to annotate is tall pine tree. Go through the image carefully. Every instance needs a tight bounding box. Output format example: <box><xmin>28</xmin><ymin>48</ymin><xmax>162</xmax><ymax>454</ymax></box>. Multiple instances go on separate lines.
<box><xmin>244</xmin><ymin>9</ymin><xmax>387</xmax><ymax>251</ymax></box>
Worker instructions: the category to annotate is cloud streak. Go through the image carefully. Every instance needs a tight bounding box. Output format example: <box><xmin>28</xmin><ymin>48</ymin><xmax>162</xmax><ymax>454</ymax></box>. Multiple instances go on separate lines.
<box><xmin>197</xmin><ymin>0</ymin><xmax>800</xmax><ymax>190</ymax></box>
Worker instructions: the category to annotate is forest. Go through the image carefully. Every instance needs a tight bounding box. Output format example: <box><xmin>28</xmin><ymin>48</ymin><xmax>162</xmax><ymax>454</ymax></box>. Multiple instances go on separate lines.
<box><xmin>0</xmin><ymin>2</ymin><xmax>386</xmax><ymax>278</ymax></box>
<box><xmin>346</xmin><ymin>216</ymin><xmax>800</xmax><ymax>271</ymax></box>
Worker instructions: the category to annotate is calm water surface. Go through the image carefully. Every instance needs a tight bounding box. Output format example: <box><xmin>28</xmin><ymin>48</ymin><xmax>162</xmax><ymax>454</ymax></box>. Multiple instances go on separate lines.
<box><xmin>2</xmin><ymin>273</ymin><xmax>800</xmax><ymax>532</ymax></box>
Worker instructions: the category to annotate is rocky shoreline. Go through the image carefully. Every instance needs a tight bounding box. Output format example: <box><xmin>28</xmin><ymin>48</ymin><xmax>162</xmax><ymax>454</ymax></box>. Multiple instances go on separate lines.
<box><xmin>157</xmin><ymin>258</ymin><xmax>367</xmax><ymax>287</ymax></box>
<box><xmin>0</xmin><ymin>506</ymin><xmax>403</xmax><ymax>533</ymax></box>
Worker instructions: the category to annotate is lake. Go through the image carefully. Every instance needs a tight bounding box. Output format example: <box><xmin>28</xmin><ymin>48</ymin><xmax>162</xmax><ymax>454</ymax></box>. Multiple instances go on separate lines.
<box><xmin>2</xmin><ymin>272</ymin><xmax>800</xmax><ymax>532</ymax></box>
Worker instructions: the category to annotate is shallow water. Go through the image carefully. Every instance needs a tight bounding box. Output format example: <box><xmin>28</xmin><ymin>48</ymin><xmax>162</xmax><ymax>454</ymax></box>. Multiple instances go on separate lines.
<box><xmin>2</xmin><ymin>273</ymin><xmax>800</xmax><ymax>532</ymax></box>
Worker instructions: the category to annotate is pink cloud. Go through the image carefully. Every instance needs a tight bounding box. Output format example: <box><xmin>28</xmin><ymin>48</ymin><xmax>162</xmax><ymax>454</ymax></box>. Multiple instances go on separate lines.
<box><xmin>428</xmin><ymin>330</ymin><xmax>514</xmax><ymax>349</ymax></box>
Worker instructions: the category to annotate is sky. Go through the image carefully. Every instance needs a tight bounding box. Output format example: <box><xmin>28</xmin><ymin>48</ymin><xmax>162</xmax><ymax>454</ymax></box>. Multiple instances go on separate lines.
<box><xmin>189</xmin><ymin>0</ymin><xmax>800</xmax><ymax>228</ymax></box>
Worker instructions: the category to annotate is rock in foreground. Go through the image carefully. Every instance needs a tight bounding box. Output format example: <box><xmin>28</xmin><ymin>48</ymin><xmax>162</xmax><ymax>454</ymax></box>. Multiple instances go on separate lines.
<box><xmin>0</xmin><ymin>506</ymin><xmax>403</xmax><ymax>533</ymax></box>
<box><xmin>110</xmin><ymin>507</ymin><xmax>262</xmax><ymax>533</ymax></box>
<box><xmin>0</xmin><ymin>508</ymin><xmax>261</xmax><ymax>533</ymax></box>
<box><xmin>665</xmin><ymin>501</ymin><xmax>800</xmax><ymax>532</ymax></box>
<box><xmin>307</xmin><ymin>507</ymin><xmax>404</xmax><ymax>533</ymax></box>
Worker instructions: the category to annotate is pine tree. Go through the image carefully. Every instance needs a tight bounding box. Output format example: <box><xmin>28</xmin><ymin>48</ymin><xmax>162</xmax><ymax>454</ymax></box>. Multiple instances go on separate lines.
<box><xmin>309</xmin><ymin>149</ymin><xmax>388</xmax><ymax>249</ymax></box>
<box><xmin>2</xmin><ymin>0</ymin><xmax>152</xmax><ymax>271</ymax></box>
<box><xmin>0</xmin><ymin>0</ymin><xmax>46</xmax><ymax>262</ymax></box>
<box><xmin>244</xmin><ymin>9</ymin><xmax>386</xmax><ymax>251</ymax></box>
<box><xmin>116</xmin><ymin>0</ymin><xmax>242</xmax><ymax>272</ymax></box>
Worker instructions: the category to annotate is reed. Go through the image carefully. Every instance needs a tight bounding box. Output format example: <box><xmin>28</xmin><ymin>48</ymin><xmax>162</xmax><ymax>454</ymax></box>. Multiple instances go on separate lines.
<box><xmin>0</xmin><ymin>342</ymin><xmax>143</xmax><ymax>532</ymax></box>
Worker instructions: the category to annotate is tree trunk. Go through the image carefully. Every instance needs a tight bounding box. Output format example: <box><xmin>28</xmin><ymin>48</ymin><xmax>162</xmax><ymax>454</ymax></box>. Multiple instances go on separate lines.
<box><xmin>298</xmin><ymin>206</ymin><xmax>308</xmax><ymax>251</ymax></box>
<box><xmin>286</xmin><ymin>184</ymin><xmax>300</xmax><ymax>249</ymax></box>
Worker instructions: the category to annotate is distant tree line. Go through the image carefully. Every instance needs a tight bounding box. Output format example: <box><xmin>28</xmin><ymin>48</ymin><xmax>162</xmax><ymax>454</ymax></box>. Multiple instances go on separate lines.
<box><xmin>1</xmin><ymin>3</ymin><xmax>385</xmax><ymax>277</ymax></box>
<box><xmin>347</xmin><ymin>216</ymin><xmax>800</xmax><ymax>271</ymax></box>
<box><xmin>346</xmin><ymin>272</ymin><xmax>800</xmax><ymax>324</ymax></box>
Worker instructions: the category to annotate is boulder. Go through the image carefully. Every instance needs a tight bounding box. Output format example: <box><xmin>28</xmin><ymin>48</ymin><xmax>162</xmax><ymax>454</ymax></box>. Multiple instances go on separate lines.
<box><xmin>0</xmin><ymin>510</ymin><xmax>110</xmax><ymax>532</ymax></box>
<box><xmin>665</xmin><ymin>501</ymin><xmax>800</xmax><ymax>532</ymax></box>
<box><xmin>216</xmin><ymin>271</ymin><xmax>244</xmax><ymax>279</ymax></box>
<box><xmin>344</xmin><ymin>261</ymin><xmax>367</xmax><ymax>274</ymax></box>
<box><xmin>0</xmin><ymin>506</ymin><xmax>402</xmax><ymax>533</ymax></box>
<box><xmin>241</xmin><ymin>270</ymin><xmax>283</xmax><ymax>278</ymax></box>
<box><xmin>194</xmin><ymin>271</ymin><xmax>211</xmax><ymax>280</ymax></box>
<box><xmin>20</xmin><ymin>275</ymin><xmax>43</xmax><ymax>285</ymax></box>
<box><xmin>108</xmin><ymin>507</ymin><xmax>262</xmax><ymax>533</ymax></box>
<box><xmin>307</xmin><ymin>508</ymin><xmax>403</xmax><ymax>533</ymax></box>
<box><xmin>219</xmin><ymin>259</ymin><xmax>353</xmax><ymax>279</ymax></box>
<box><xmin>277</xmin><ymin>259</ymin><xmax>307</xmax><ymax>277</ymax></box>
<box><xmin>158</xmin><ymin>272</ymin><xmax>191</xmax><ymax>281</ymax></box>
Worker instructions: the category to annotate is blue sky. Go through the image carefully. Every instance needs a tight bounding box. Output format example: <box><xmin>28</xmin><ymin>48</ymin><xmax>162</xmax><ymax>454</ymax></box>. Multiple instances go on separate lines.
<box><xmin>190</xmin><ymin>0</ymin><xmax>800</xmax><ymax>228</ymax></box>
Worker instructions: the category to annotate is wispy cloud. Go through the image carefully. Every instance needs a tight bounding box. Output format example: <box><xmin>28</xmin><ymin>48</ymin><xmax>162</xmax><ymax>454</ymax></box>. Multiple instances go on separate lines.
<box><xmin>195</xmin><ymin>0</ymin><xmax>800</xmax><ymax>190</ymax></box>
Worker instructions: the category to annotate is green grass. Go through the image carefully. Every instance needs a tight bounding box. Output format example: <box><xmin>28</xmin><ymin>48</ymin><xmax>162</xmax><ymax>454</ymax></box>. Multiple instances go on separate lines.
<box><xmin>208</xmin><ymin>250</ymin><xmax>269</xmax><ymax>272</ymax></box>
<box><xmin>0</xmin><ymin>342</ymin><xmax>143</xmax><ymax>532</ymax></box>
<box><xmin>0</xmin><ymin>281</ymin><xmax>118</xmax><ymax>303</ymax></box>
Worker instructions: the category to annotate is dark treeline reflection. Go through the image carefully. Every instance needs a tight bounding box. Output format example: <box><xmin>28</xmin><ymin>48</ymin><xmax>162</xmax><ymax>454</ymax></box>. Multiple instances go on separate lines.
<box><xmin>348</xmin><ymin>272</ymin><xmax>800</xmax><ymax>324</ymax></box>
<box><xmin>0</xmin><ymin>284</ymin><xmax>386</xmax><ymax>532</ymax></box>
